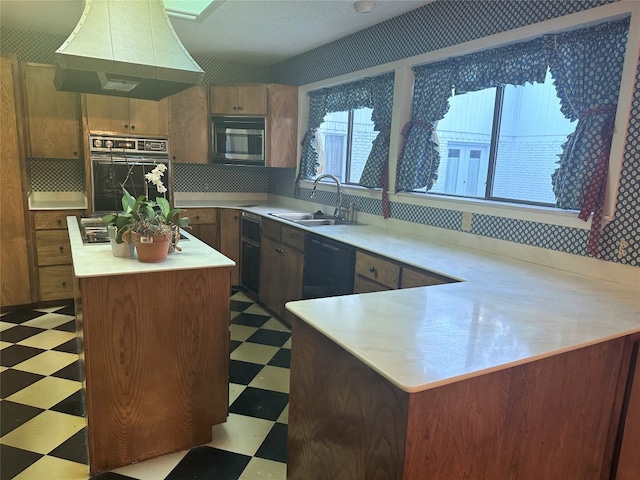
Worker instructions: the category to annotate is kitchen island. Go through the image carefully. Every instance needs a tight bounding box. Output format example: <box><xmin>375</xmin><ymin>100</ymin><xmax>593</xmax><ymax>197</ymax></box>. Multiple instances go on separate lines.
<box><xmin>67</xmin><ymin>217</ymin><xmax>235</xmax><ymax>474</ymax></box>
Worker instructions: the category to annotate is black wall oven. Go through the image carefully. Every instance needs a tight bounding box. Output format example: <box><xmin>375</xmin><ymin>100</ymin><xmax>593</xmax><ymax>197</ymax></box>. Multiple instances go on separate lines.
<box><xmin>241</xmin><ymin>211</ymin><xmax>261</xmax><ymax>297</ymax></box>
<box><xmin>90</xmin><ymin>134</ymin><xmax>171</xmax><ymax>213</ymax></box>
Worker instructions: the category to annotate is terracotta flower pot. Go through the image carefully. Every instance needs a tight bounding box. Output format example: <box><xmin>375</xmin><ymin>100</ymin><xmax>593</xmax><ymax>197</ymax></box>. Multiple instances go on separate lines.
<box><xmin>132</xmin><ymin>232</ymin><xmax>171</xmax><ymax>263</ymax></box>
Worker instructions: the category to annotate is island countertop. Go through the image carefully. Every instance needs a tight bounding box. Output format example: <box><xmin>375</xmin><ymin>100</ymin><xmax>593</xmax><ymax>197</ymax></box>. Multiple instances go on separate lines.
<box><xmin>67</xmin><ymin>216</ymin><xmax>235</xmax><ymax>278</ymax></box>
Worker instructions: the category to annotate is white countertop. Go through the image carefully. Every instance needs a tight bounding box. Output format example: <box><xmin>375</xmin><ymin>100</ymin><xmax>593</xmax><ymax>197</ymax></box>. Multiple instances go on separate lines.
<box><xmin>67</xmin><ymin>217</ymin><xmax>235</xmax><ymax>278</ymax></box>
<box><xmin>232</xmin><ymin>207</ymin><xmax>640</xmax><ymax>394</ymax></box>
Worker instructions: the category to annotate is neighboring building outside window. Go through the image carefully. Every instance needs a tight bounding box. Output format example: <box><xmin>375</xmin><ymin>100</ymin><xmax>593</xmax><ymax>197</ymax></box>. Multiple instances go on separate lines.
<box><xmin>419</xmin><ymin>70</ymin><xmax>576</xmax><ymax>206</ymax></box>
<box><xmin>315</xmin><ymin>107</ymin><xmax>377</xmax><ymax>184</ymax></box>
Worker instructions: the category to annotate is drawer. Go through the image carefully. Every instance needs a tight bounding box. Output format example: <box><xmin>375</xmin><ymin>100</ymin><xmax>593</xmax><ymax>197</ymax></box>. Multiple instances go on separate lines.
<box><xmin>183</xmin><ymin>208</ymin><xmax>217</xmax><ymax>225</ymax></box>
<box><xmin>401</xmin><ymin>267</ymin><xmax>451</xmax><ymax>288</ymax></box>
<box><xmin>355</xmin><ymin>250</ymin><xmax>400</xmax><ymax>289</ymax></box>
<box><xmin>33</xmin><ymin>210</ymin><xmax>82</xmax><ymax>230</ymax></box>
<box><xmin>39</xmin><ymin>265</ymin><xmax>75</xmax><ymax>301</ymax></box>
<box><xmin>354</xmin><ymin>275</ymin><xmax>392</xmax><ymax>294</ymax></box>
<box><xmin>281</xmin><ymin>225</ymin><xmax>305</xmax><ymax>251</ymax></box>
<box><xmin>262</xmin><ymin>219</ymin><xmax>281</xmax><ymax>241</ymax></box>
<box><xmin>36</xmin><ymin>230</ymin><xmax>72</xmax><ymax>265</ymax></box>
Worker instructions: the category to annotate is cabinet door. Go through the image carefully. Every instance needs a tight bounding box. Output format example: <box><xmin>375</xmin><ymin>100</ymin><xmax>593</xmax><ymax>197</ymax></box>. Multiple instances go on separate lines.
<box><xmin>39</xmin><ymin>265</ymin><xmax>75</xmax><ymax>301</ymax></box>
<box><xmin>236</xmin><ymin>85</ymin><xmax>267</xmax><ymax>115</ymax></box>
<box><xmin>354</xmin><ymin>250</ymin><xmax>400</xmax><ymax>290</ymax></box>
<box><xmin>210</xmin><ymin>85</ymin><xmax>240</xmax><ymax>114</ymax></box>
<box><xmin>84</xmin><ymin>94</ymin><xmax>130</xmax><ymax>133</ymax></box>
<box><xmin>281</xmin><ymin>247</ymin><xmax>304</xmax><ymax>324</ymax></box>
<box><xmin>1</xmin><ymin>56</ymin><xmax>31</xmax><ymax>307</ymax></box>
<box><xmin>169</xmin><ymin>85</ymin><xmax>208</xmax><ymax>163</ymax></box>
<box><xmin>23</xmin><ymin>63</ymin><xmax>80</xmax><ymax>159</ymax></box>
<box><xmin>191</xmin><ymin>224</ymin><xmax>218</xmax><ymax>249</ymax></box>
<box><xmin>219</xmin><ymin>209</ymin><xmax>240</xmax><ymax>286</ymax></box>
<box><xmin>128</xmin><ymin>98</ymin><xmax>168</xmax><ymax>135</ymax></box>
<box><xmin>259</xmin><ymin>236</ymin><xmax>281</xmax><ymax>315</ymax></box>
<box><xmin>266</xmin><ymin>84</ymin><xmax>298</xmax><ymax>168</ymax></box>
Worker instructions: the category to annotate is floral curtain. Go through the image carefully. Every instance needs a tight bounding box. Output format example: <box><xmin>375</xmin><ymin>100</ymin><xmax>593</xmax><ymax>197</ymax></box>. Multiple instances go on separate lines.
<box><xmin>396</xmin><ymin>39</ymin><xmax>548</xmax><ymax>196</ymax></box>
<box><xmin>359</xmin><ymin>73</ymin><xmax>395</xmax><ymax>215</ymax></box>
<box><xmin>297</xmin><ymin>78</ymin><xmax>373</xmax><ymax>184</ymax></box>
<box><xmin>395</xmin><ymin>60</ymin><xmax>456</xmax><ymax>193</ymax></box>
<box><xmin>543</xmin><ymin>18</ymin><xmax>629</xmax><ymax>256</ymax></box>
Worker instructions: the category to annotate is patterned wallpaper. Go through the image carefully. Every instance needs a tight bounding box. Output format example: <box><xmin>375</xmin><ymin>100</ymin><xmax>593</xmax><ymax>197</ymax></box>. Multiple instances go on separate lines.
<box><xmin>267</xmin><ymin>0</ymin><xmax>639</xmax><ymax>267</ymax></box>
<box><xmin>174</xmin><ymin>164</ymin><xmax>268</xmax><ymax>192</ymax></box>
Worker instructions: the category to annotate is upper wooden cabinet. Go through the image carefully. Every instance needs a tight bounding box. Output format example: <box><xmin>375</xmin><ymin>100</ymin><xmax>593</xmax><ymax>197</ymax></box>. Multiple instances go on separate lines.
<box><xmin>83</xmin><ymin>94</ymin><xmax>169</xmax><ymax>136</ymax></box>
<box><xmin>211</xmin><ymin>83</ymin><xmax>298</xmax><ymax>168</ymax></box>
<box><xmin>169</xmin><ymin>85</ymin><xmax>209</xmax><ymax>164</ymax></box>
<box><xmin>266</xmin><ymin>84</ymin><xmax>298</xmax><ymax>168</ymax></box>
<box><xmin>210</xmin><ymin>85</ymin><xmax>267</xmax><ymax>115</ymax></box>
<box><xmin>22</xmin><ymin>62</ymin><xmax>81</xmax><ymax>159</ymax></box>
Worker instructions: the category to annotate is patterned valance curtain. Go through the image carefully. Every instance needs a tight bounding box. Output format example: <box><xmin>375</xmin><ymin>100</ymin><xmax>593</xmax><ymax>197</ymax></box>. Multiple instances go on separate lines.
<box><xmin>395</xmin><ymin>61</ymin><xmax>456</xmax><ymax>194</ymax></box>
<box><xmin>297</xmin><ymin>78</ymin><xmax>373</xmax><ymax>183</ymax></box>
<box><xmin>543</xmin><ymin>18</ymin><xmax>629</xmax><ymax>256</ymax></box>
<box><xmin>358</xmin><ymin>73</ymin><xmax>395</xmax><ymax>214</ymax></box>
<box><xmin>396</xmin><ymin>39</ymin><xmax>548</xmax><ymax>196</ymax></box>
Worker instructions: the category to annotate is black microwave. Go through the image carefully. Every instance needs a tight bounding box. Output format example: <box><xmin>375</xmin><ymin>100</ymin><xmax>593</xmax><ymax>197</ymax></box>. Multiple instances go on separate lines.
<box><xmin>212</xmin><ymin>116</ymin><xmax>265</xmax><ymax>166</ymax></box>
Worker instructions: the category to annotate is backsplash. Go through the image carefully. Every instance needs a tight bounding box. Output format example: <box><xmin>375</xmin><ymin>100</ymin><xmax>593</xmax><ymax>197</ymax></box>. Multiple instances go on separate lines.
<box><xmin>268</xmin><ymin>0</ymin><xmax>638</xmax><ymax>268</ymax></box>
<box><xmin>173</xmin><ymin>164</ymin><xmax>269</xmax><ymax>193</ymax></box>
<box><xmin>28</xmin><ymin>158</ymin><xmax>84</xmax><ymax>192</ymax></box>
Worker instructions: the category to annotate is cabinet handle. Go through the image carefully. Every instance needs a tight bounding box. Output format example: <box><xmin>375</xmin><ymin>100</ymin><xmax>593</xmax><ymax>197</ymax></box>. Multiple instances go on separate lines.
<box><xmin>369</xmin><ymin>266</ymin><xmax>377</xmax><ymax>273</ymax></box>
<box><xmin>73</xmin><ymin>151</ymin><xmax>78</xmax><ymax>156</ymax></box>
<box><xmin>62</xmin><ymin>281</ymin><xmax>67</xmax><ymax>287</ymax></box>
<box><xmin>172</xmin><ymin>155</ymin><xmax>176</xmax><ymax>160</ymax></box>
<box><xmin>124</xmin><ymin>124</ymin><xmax>129</xmax><ymax>129</ymax></box>
<box><xmin>196</xmin><ymin>216</ymin><xmax>200</xmax><ymax>220</ymax></box>
<box><xmin>56</xmin><ymin>219</ymin><xmax>62</xmax><ymax>225</ymax></box>
<box><xmin>131</xmin><ymin>125</ymin><xmax>136</xmax><ymax>130</ymax></box>
<box><xmin>59</xmin><ymin>246</ymin><xmax>64</xmax><ymax>252</ymax></box>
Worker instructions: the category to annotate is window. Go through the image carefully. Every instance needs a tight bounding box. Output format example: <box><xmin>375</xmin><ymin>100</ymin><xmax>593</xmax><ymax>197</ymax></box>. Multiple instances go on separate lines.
<box><xmin>422</xmin><ymin>70</ymin><xmax>576</xmax><ymax>206</ymax></box>
<box><xmin>315</xmin><ymin>107</ymin><xmax>377</xmax><ymax>184</ymax></box>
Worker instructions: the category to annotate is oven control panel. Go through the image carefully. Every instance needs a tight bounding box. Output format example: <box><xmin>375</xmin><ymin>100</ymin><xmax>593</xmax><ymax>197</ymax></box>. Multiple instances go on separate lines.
<box><xmin>89</xmin><ymin>134</ymin><xmax>169</xmax><ymax>156</ymax></box>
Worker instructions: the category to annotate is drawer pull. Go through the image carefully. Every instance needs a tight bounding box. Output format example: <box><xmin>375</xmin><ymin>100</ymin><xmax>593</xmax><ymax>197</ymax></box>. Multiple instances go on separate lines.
<box><xmin>59</xmin><ymin>246</ymin><xmax>64</xmax><ymax>252</ymax></box>
<box><xmin>73</xmin><ymin>151</ymin><xmax>78</xmax><ymax>156</ymax></box>
<box><xmin>124</xmin><ymin>124</ymin><xmax>129</xmax><ymax>129</ymax></box>
<box><xmin>62</xmin><ymin>282</ymin><xmax>67</xmax><ymax>287</ymax></box>
<box><xmin>369</xmin><ymin>266</ymin><xmax>377</xmax><ymax>273</ymax></box>
<box><xmin>196</xmin><ymin>216</ymin><xmax>200</xmax><ymax>220</ymax></box>
<box><xmin>56</xmin><ymin>219</ymin><xmax>62</xmax><ymax>225</ymax></box>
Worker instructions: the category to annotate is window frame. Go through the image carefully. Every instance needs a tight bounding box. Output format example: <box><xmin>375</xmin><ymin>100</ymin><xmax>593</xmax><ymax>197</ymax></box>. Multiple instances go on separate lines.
<box><xmin>296</xmin><ymin>2</ymin><xmax>639</xmax><ymax>230</ymax></box>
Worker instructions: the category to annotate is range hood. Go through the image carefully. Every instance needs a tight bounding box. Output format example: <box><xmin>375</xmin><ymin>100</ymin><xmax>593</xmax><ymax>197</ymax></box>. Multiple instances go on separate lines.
<box><xmin>54</xmin><ymin>0</ymin><xmax>204</xmax><ymax>101</ymax></box>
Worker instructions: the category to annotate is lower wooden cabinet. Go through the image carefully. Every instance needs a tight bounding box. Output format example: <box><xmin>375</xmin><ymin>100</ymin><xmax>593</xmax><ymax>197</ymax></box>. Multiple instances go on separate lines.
<box><xmin>182</xmin><ymin>208</ymin><xmax>218</xmax><ymax>248</ymax></box>
<box><xmin>218</xmin><ymin>208</ymin><xmax>240</xmax><ymax>286</ymax></box>
<box><xmin>260</xmin><ymin>219</ymin><xmax>305</xmax><ymax>325</ymax></box>
<box><xmin>354</xmin><ymin>249</ymin><xmax>457</xmax><ymax>294</ymax></box>
<box><xmin>32</xmin><ymin>210</ymin><xmax>82</xmax><ymax>302</ymax></box>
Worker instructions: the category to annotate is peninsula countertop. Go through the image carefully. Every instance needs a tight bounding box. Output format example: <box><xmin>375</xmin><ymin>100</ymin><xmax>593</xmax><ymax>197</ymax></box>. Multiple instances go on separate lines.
<box><xmin>67</xmin><ymin>217</ymin><xmax>235</xmax><ymax>278</ymax></box>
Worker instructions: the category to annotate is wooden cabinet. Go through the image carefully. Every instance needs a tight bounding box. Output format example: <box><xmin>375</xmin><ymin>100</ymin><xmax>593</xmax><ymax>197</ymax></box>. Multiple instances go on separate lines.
<box><xmin>354</xmin><ymin>249</ymin><xmax>456</xmax><ymax>293</ymax></box>
<box><xmin>354</xmin><ymin>250</ymin><xmax>400</xmax><ymax>293</ymax></box>
<box><xmin>1</xmin><ymin>56</ymin><xmax>31</xmax><ymax>307</ymax></box>
<box><xmin>84</xmin><ymin>94</ymin><xmax>169</xmax><ymax>135</ymax></box>
<box><xmin>265</xmin><ymin>83</ymin><xmax>298</xmax><ymax>168</ymax></box>
<box><xmin>210</xmin><ymin>84</ymin><xmax>267</xmax><ymax>115</ymax></box>
<box><xmin>182</xmin><ymin>208</ymin><xmax>218</xmax><ymax>248</ymax></box>
<box><xmin>210</xmin><ymin>83</ymin><xmax>298</xmax><ymax>167</ymax></box>
<box><xmin>33</xmin><ymin>210</ymin><xmax>81</xmax><ymax>301</ymax></box>
<box><xmin>400</xmin><ymin>266</ymin><xmax>452</xmax><ymax>288</ymax></box>
<box><xmin>219</xmin><ymin>208</ymin><xmax>240</xmax><ymax>286</ymax></box>
<box><xmin>23</xmin><ymin>62</ymin><xmax>81</xmax><ymax>159</ymax></box>
<box><xmin>168</xmin><ymin>85</ymin><xmax>209</xmax><ymax>164</ymax></box>
<box><xmin>616</xmin><ymin>340</ymin><xmax>640</xmax><ymax>479</ymax></box>
<box><xmin>260</xmin><ymin>219</ymin><xmax>305</xmax><ymax>325</ymax></box>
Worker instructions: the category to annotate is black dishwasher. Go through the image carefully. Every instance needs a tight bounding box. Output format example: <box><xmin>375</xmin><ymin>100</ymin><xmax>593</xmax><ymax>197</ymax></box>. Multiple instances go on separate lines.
<box><xmin>302</xmin><ymin>234</ymin><xmax>355</xmax><ymax>299</ymax></box>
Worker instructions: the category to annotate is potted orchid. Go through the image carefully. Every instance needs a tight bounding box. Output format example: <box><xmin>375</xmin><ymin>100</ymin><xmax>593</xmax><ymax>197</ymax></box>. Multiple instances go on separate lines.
<box><xmin>102</xmin><ymin>164</ymin><xmax>189</xmax><ymax>261</ymax></box>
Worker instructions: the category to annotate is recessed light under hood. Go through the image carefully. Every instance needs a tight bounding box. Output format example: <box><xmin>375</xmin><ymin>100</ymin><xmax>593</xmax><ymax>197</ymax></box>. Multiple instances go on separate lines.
<box><xmin>54</xmin><ymin>0</ymin><xmax>205</xmax><ymax>101</ymax></box>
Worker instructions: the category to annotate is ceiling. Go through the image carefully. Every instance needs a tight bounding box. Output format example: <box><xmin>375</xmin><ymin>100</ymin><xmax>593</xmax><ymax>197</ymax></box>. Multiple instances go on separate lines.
<box><xmin>0</xmin><ymin>0</ymin><xmax>431</xmax><ymax>65</ymax></box>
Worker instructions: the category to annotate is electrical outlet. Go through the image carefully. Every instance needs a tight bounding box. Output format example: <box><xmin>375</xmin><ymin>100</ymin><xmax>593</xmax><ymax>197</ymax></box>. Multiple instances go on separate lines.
<box><xmin>461</xmin><ymin>212</ymin><xmax>473</xmax><ymax>232</ymax></box>
<box><xmin>618</xmin><ymin>239</ymin><xmax>629</xmax><ymax>258</ymax></box>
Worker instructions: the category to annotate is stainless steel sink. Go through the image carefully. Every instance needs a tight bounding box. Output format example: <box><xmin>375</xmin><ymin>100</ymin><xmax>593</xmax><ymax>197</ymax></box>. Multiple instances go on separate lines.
<box><xmin>269</xmin><ymin>211</ymin><xmax>353</xmax><ymax>227</ymax></box>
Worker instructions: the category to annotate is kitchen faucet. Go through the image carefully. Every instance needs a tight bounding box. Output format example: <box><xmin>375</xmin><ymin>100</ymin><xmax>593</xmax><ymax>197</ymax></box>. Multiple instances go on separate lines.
<box><xmin>310</xmin><ymin>174</ymin><xmax>344</xmax><ymax>219</ymax></box>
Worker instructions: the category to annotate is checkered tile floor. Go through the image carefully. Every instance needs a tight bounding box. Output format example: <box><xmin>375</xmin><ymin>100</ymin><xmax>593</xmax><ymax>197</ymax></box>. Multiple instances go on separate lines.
<box><xmin>1</xmin><ymin>291</ymin><xmax>290</xmax><ymax>480</ymax></box>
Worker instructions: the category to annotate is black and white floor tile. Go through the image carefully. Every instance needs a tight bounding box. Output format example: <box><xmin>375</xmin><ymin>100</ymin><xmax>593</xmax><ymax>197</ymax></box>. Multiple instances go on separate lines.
<box><xmin>1</xmin><ymin>291</ymin><xmax>289</xmax><ymax>480</ymax></box>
